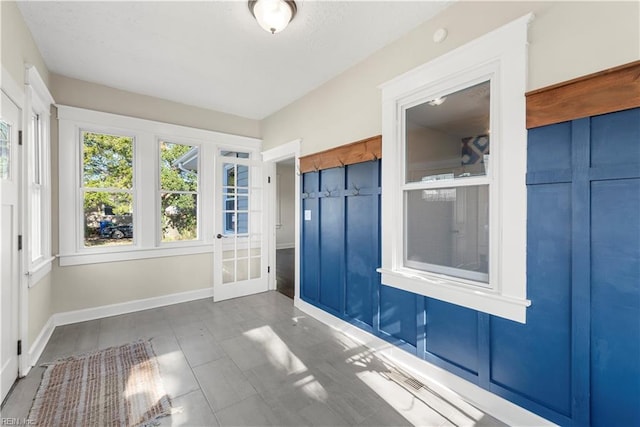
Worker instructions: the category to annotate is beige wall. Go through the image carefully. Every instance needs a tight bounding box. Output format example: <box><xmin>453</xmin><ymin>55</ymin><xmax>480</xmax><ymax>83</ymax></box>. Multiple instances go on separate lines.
<box><xmin>50</xmin><ymin>74</ymin><xmax>260</xmax><ymax>138</ymax></box>
<box><xmin>1</xmin><ymin>1</ymin><xmax>49</xmax><ymax>88</ymax></box>
<box><xmin>52</xmin><ymin>254</ymin><xmax>213</xmax><ymax>313</ymax></box>
<box><xmin>261</xmin><ymin>1</ymin><xmax>640</xmax><ymax>155</ymax></box>
<box><xmin>28</xmin><ymin>275</ymin><xmax>52</xmax><ymax>345</ymax></box>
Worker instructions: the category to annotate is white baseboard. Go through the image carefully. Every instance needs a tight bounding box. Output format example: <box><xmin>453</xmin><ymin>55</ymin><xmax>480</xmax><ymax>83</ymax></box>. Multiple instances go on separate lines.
<box><xmin>54</xmin><ymin>287</ymin><xmax>214</xmax><ymax>326</ymax></box>
<box><xmin>276</xmin><ymin>243</ymin><xmax>295</xmax><ymax>250</ymax></box>
<box><xmin>294</xmin><ymin>298</ymin><xmax>555</xmax><ymax>427</ymax></box>
<box><xmin>24</xmin><ymin>287</ymin><xmax>214</xmax><ymax>374</ymax></box>
<box><xmin>26</xmin><ymin>315</ymin><xmax>55</xmax><ymax>374</ymax></box>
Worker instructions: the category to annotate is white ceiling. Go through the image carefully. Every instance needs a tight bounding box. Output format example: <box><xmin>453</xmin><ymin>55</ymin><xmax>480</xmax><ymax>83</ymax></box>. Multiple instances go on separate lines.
<box><xmin>18</xmin><ymin>1</ymin><xmax>451</xmax><ymax>120</ymax></box>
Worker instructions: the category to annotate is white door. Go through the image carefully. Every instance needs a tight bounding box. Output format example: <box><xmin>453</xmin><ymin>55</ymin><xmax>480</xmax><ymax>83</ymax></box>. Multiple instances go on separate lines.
<box><xmin>1</xmin><ymin>91</ymin><xmax>21</xmax><ymax>403</ymax></box>
<box><xmin>213</xmin><ymin>149</ymin><xmax>268</xmax><ymax>301</ymax></box>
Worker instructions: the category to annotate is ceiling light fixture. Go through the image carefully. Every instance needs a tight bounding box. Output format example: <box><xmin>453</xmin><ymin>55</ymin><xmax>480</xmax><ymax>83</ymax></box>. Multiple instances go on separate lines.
<box><xmin>249</xmin><ymin>0</ymin><xmax>297</xmax><ymax>34</ymax></box>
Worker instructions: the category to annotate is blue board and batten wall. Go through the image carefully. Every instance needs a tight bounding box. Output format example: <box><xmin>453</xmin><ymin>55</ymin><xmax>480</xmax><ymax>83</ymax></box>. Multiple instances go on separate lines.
<box><xmin>300</xmin><ymin>107</ymin><xmax>640</xmax><ymax>426</ymax></box>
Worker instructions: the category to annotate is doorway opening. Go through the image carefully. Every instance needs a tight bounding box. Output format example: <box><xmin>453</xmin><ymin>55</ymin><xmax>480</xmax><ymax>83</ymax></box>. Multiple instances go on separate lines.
<box><xmin>275</xmin><ymin>158</ymin><xmax>295</xmax><ymax>299</ymax></box>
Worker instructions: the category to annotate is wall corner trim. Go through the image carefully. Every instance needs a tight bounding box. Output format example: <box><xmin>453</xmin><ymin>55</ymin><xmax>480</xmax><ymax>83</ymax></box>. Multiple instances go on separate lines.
<box><xmin>526</xmin><ymin>60</ymin><xmax>640</xmax><ymax>129</ymax></box>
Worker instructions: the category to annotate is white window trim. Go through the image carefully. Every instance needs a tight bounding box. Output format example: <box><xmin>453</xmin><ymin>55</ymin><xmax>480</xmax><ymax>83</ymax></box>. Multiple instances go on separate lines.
<box><xmin>378</xmin><ymin>14</ymin><xmax>533</xmax><ymax>323</ymax></box>
<box><xmin>24</xmin><ymin>65</ymin><xmax>54</xmax><ymax>287</ymax></box>
<box><xmin>57</xmin><ymin>105</ymin><xmax>261</xmax><ymax>266</ymax></box>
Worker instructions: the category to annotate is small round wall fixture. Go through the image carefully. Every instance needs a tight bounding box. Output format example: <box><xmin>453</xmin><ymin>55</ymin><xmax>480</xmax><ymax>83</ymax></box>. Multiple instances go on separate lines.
<box><xmin>433</xmin><ymin>28</ymin><xmax>448</xmax><ymax>43</ymax></box>
<box><xmin>249</xmin><ymin>0</ymin><xmax>297</xmax><ymax>34</ymax></box>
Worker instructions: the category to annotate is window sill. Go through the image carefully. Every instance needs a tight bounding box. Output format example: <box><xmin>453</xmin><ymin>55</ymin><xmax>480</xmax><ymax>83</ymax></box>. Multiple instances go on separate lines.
<box><xmin>377</xmin><ymin>267</ymin><xmax>531</xmax><ymax>323</ymax></box>
<box><xmin>59</xmin><ymin>244</ymin><xmax>214</xmax><ymax>266</ymax></box>
<box><xmin>27</xmin><ymin>256</ymin><xmax>55</xmax><ymax>288</ymax></box>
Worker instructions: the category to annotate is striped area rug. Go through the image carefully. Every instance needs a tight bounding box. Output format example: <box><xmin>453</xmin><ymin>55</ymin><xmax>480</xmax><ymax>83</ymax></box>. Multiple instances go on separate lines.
<box><xmin>29</xmin><ymin>341</ymin><xmax>171</xmax><ymax>427</ymax></box>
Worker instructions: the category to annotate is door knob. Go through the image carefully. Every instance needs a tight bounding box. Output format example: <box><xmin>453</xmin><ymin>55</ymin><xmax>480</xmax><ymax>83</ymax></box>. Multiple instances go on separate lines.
<box><xmin>216</xmin><ymin>234</ymin><xmax>228</xmax><ymax>239</ymax></box>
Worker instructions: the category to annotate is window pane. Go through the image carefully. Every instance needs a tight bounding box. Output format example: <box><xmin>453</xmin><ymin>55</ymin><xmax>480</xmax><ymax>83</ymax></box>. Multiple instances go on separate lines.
<box><xmin>237</xmin><ymin>195</ymin><xmax>248</xmax><ymax>211</ymax></box>
<box><xmin>31</xmin><ymin>186</ymin><xmax>42</xmax><ymax>261</ymax></box>
<box><xmin>237</xmin><ymin>165</ymin><xmax>249</xmax><ymax>187</ymax></box>
<box><xmin>236</xmin><ymin>213</ymin><xmax>248</xmax><ymax>234</ymax></box>
<box><xmin>32</xmin><ymin>114</ymin><xmax>41</xmax><ymax>184</ymax></box>
<box><xmin>405</xmin><ymin>81</ymin><xmax>490</xmax><ymax>183</ymax></box>
<box><xmin>160</xmin><ymin>142</ymin><xmax>198</xmax><ymax>191</ymax></box>
<box><xmin>161</xmin><ymin>193</ymin><xmax>197</xmax><ymax>241</ymax></box>
<box><xmin>160</xmin><ymin>193</ymin><xmax>198</xmax><ymax>242</ymax></box>
<box><xmin>83</xmin><ymin>132</ymin><xmax>133</xmax><ymax>189</ymax></box>
<box><xmin>405</xmin><ymin>185</ymin><xmax>489</xmax><ymax>282</ymax></box>
<box><xmin>84</xmin><ymin>191</ymin><xmax>133</xmax><ymax>247</ymax></box>
<box><xmin>221</xmin><ymin>150</ymin><xmax>250</xmax><ymax>158</ymax></box>
<box><xmin>0</xmin><ymin>121</ymin><xmax>10</xmax><ymax>180</ymax></box>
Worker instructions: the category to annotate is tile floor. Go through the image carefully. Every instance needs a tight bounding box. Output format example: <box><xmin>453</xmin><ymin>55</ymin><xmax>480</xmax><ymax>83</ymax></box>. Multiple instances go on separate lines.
<box><xmin>1</xmin><ymin>291</ymin><xmax>504</xmax><ymax>426</ymax></box>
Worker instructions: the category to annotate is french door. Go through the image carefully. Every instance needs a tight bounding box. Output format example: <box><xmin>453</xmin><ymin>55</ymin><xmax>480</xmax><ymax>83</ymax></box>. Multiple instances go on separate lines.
<box><xmin>213</xmin><ymin>149</ymin><xmax>268</xmax><ymax>301</ymax></box>
<box><xmin>1</xmin><ymin>91</ymin><xmax>21</xmax><ymax>403</ymax></box>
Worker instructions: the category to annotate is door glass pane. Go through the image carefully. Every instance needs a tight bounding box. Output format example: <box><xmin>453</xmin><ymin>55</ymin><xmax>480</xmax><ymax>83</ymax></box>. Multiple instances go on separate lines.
<box><xmin>0</xmin><ymin>121</ymin><xmax>10</xmax><ymax>180</ymax></box>
<box><xmin>237</xmin><ymin>195</ymin><xmax>248</xmax><ymax>211</ymax></box>
<box><xmin>237</xmin><ymin>258</ymin><xmax>249</xmax><ymax>281</ymax></box>
<box><xmin>237</xmin><ymin>165</ymin><xmax>249</xmax><ymax>187</ymax></box>
<box><xmin>236</xmin><ymin>213</ymin><xmax>248</xmax><ymax>234</ymax></box>
<box><xmin>405</xmin><ymin>185</ymin><xmax>489</xmax><ymax>283</ymax></box>
<box><xmin>84</xmin><ymin>191</ymin><xmax>133</xmax><ymax>247</ymax></box>
<box><xmin>405</xmin><ymin>81</ymin><xmax>490</xmax><ymax>183</ymax></box>
<box><xmin>223</xmin><ymin>260</ymin><xmax>235</xmax><ymax>283</ymax></box>
<box><xmin>250</xmin><ymin>257</ymin><xmax>261</xmax><ymax>279</ymax></box>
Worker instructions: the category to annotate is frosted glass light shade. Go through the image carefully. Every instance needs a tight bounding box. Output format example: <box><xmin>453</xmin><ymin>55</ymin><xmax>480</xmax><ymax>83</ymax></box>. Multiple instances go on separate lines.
<box><xmin>250</xmin><ymin>0</ymin><xmax>296</xmax><ymax>34</ymax></box>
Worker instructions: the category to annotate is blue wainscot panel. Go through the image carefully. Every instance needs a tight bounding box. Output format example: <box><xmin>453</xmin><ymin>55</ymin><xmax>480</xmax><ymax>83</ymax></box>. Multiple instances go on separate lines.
<box><xmin>590</xmin><ymin>180</ymin><xmax>640</xmax><ymax>426</ymax></box>
<box><xmin>424</xmin><ymin>298</ymin><xmax>479</xmax><ymax>378</ymax></box>
<box><xmin>302</xmin><ymin>172</ymin><xmax>320</xmax><ymax>302</ymax></box>
<box><xmin>344</xmin><ymin>162</ymin><xmax>379</xmax><ymax>327</ymax></box>
<box><xmin>491</xmin><ymin>183</ymin><xmax>572</xmax><ymax>419</ymax></box>
<box><xmin>590</xmin><ymin>108</ymin><xmax>640</xmax><ymax>167</ymax></box>
<box><xmin>379</xmin><ymin>285</ymin><xmax>417</xmax><ymax>349</ymax></box>
<box><xmin>345</xmin><ymin>195</ymin><xmax>375</xmax><ymax>326</ymax></box>
<box><xmin>318</xmin><ymin>167</ymin><xmax>344</xmax><ymax>313</ymax></box>
<box><xmin>527</xmin><ymin>120</ymin><xmax>572</xmax><ymax>172</ymax></box>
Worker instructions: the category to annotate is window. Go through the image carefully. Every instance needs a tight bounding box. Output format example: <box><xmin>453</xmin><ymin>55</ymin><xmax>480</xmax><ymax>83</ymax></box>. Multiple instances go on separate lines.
<box><xmin>379</xmin><ymin>14</ymin><xmax>533</xmax><ymax>323</ymax></box>
<box><xmin>25</xmin><ymin>66</ymin><xmax>54</xmax><ymax>286</ymax></box>
<box><xmin>81</xmin><ymin>131</ymin><xmax>134</xmax><ymax>247</ymax></box>
<box><xmin>404</xmin><ymin>81</ymin><xmax>491</xmax><ymax>284</ymax></box>
<box><xmin>0</xmin><ymin>121</ymin><xmax>10</xmax><ymax>180</ymax></box>
<box><xmin>159</xmin><ymin>141</ymin><xmax>199</xmax><ymax>242</ymax></box>
<box><xmin>30</xmin><ymin>114</ymin><xmax>43</xmax><ymax>261</ymax></box>
<box><xmin>57</xmin><ymin>106</ymin><xmax>261</xmax><ymax>265</ymax></box>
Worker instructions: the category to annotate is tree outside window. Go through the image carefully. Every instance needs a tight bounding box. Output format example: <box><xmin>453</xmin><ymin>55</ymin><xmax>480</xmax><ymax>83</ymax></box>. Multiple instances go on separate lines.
<box><xmin>160</xmin><ymin>142</ymin><xmax>199</xmax><ymax>241</ymax></box>
<box><xmin>82</xmin><ymin>131</ymin><xmax>133</xmax><ymax>247</ymax></box>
